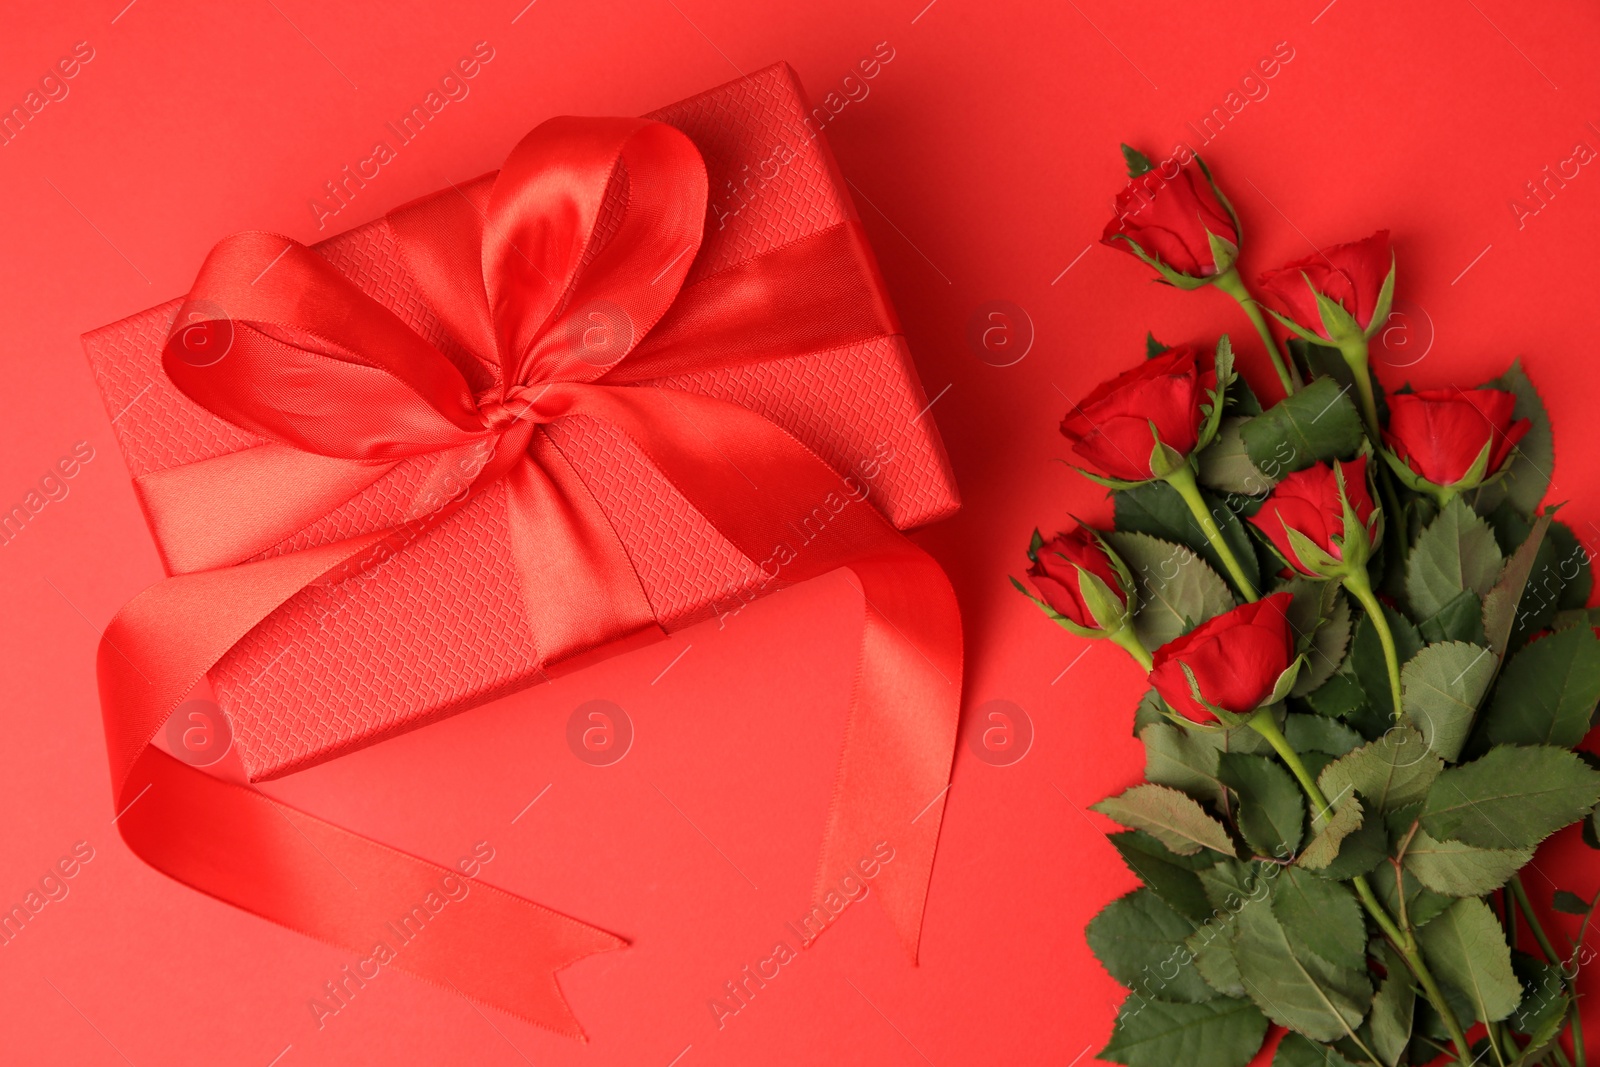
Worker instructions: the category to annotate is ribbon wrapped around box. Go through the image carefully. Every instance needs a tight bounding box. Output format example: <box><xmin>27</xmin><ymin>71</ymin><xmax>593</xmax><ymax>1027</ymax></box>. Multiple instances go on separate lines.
<box><xmin>83</xmin><ymin>64</ymin><xmax>962</xmax><ymax>1037</ymax></box>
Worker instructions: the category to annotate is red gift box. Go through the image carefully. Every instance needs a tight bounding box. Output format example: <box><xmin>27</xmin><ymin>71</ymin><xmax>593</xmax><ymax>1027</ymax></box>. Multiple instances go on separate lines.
<box><xmin>84</xmin><ymin>63</ymin><xmax>958</xmax><ymax>782</ymax></box>
<box><xmin>85</xmin><ymin>61</ymin><xmax>963</xmax><ymax>1039</ymax></box>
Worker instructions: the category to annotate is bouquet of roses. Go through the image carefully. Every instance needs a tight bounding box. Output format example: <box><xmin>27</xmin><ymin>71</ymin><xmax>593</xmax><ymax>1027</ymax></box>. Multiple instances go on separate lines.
<box><xmin>1018</xmin><ymin>146</ymin><xmax>1600</xmax><ymax>1066</ymax></box>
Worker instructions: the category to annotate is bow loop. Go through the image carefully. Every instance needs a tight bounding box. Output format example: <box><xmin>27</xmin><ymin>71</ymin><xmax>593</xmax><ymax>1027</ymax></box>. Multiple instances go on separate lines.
<box><xmin>483</xmin><ymin>116</ymin><xmax>706</xmax><ymax>388</ymax></box>
<box><xmin>163</xmin><ymin>119</ymin><xmax>707</xmax><ymax>464</ymax></box>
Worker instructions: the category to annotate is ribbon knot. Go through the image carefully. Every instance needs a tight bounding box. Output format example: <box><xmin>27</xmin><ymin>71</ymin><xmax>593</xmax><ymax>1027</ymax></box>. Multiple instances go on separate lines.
<box><xmin>477</xmin><ymin>384</ymin><xmax>551</xmax><ymax>433</ymax></box>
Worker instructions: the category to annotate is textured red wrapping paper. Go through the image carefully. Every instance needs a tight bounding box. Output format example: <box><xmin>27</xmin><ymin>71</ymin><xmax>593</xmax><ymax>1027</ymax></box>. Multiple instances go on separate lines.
<box><xmin>81</xmin><ymin>63</ymin><xmax>959</xmax><ymax>784</ymax></box>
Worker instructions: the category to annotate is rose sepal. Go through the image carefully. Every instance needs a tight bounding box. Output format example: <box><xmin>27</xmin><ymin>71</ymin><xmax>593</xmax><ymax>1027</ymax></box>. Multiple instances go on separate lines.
<box><xmin>1360</xmin><ymin>253</ymin><xmax>1398</xmax><ymax>341</ymax></box>
<box><xmin>1193</xmin><ymin>335</ymin><xmax>1235</xmax><ymax>455</ymax></box>
<box><xmin>1173</xmin><ymin>655</ymin><xmax>1304</xmax><ymax>728</ymax></box>
<box><xmin>1194</xmin><ymin>155</ymin><xmax>1244</xmax><ymax>245</ymax></box>
<box><xmin>1106</xmin><ymin>234</ymin><xmax>1223</xmax><ymax>291</ymax></box>
<box><xmin>1069</xmin><ymin>464</ymin><xmax>1150</xmax><ymax>491</ymax></box>
<box><xmin>1379</xmin><ymin>434</ymin><xmax>1504</xmax><ymax>505</ymax></box>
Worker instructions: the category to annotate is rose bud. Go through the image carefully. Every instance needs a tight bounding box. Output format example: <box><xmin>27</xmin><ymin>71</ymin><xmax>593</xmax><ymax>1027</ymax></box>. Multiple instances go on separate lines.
<box><xmin>1021</xmin><ymin>526</ymin><xmax>1133</xmax><ymax>636</ymax></box>
<box><xmin>1148</xmin><ymin>593</ymin><xmax>1298</xmax><ymax>724</ymax></box>
<box><xmin>1101</xmin><ymin>148</ymin><xmax>1241</xmax><ymax>289</ymax></box>
<box><xmin>1248</xmin><ymin>457</ymin><xmax>1378</xmax><ymax>579</ymax></box>
<box><xmin>1257</xmin><ymin>231</ymin><xmax>1396</xmax><ymax>347</ymax></box>
<box><xmin>1381</xmin><ymin>387</ymin><xmax>1530</xmax><ymax>500</ymax></box>
<box><xmin>1060</xmin><ymin>345</ymin><xmax>1219</xmax><ymax>484</ymax></box>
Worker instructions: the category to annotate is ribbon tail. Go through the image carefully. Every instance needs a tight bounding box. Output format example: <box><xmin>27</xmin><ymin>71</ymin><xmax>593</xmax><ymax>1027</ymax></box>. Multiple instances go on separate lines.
<box><xmin>543</xmin><ymin>384</ymin><xmax>964</xmax><ymax>962</ymax></box>
<box><xmin>815</xmin><ymin>545</ymin><xmax>960</xmax><ymax>963</ymax></box>
<box><xmin>99</xmin><ymin>534</ymin><xmax>624</xmax><ymax>1040</ymax></box>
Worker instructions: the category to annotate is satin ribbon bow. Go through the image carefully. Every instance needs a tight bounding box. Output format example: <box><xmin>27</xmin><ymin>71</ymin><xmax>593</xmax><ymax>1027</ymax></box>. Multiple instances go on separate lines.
<box><xmin>99</xmin><ymin>115</ymin><xmax>962</xmax><ymax>1038</ymax></box>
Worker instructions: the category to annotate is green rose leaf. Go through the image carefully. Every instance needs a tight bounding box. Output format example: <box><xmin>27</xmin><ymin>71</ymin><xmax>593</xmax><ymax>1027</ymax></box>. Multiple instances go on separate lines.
<box><xmin>1481</xmin><ymin>512</ymin><xmax>1550</xmax><ymax>657</ymax></box>
<box><xmin>1366</xmin><ymin>944</ymin><xmax>1415</xmax><ymax>1067</ymax></box>
<box><xmin>1480</xmin><ymin>624</ymin><xmax>1600</xmax><ymax>748</ymax></box>
<box><xmin>1509</xmin><ymin>951</ymin><xmax>1570</xmax><ymax>1044</ymax></box>
<box><xmin>1141</xmin><ymin>722</ymin><xmax>1226</xmax><ymax>806</ymax></box>
<box><xmin>1549</xmin><ymin>518</ymin><xmax>1594</xmax><ymax>610</ymax></box>
<box><xmin>1093</xmin><ymin>784</ymin><xmax>1237</xmax><ymax>857</ymax></box>
<box><xmin>1187</xmin><ymin>918</ymin><xmax>1245</xmax><ymax>998</ymax></box>
<box><xmin>1271</xmin><ymin>1033</ymin><xmax>1361</xmax><ymax>1067</ymax></box>
<box><xmin>1115</xmin><ymin>480</ymin><xmax>1261</xmax><ymax>598</ymax></box>
<box><xmin>1420</xmin><ymin>744</ymin><xmax>1600</xmax><ymax>850</ymax></box>
<box><xmin>1109</xmin><ymin>830</ymin><xmax>1216</xmax><ymax>925</ymax></box>
<box><xmin>1134</xmin><ymin>689</ymin><xmax>1168</xmax><ymax>734</ymax></box>
<box><xmin>1400</xmin><ymin>641</ymin><xmax>1496</xmax><ymax>762</ymax></box>
<box><xmin>1238</xmin><ymin>376</ymin><xmax>1363</xmax><ymax>477</ymax></box>
<box><xmin>1108</xmin><ymin>531</ymin><xmax>1238</xmax><ymax>650</ymax></box>
<box><xmin>1371</xmin><ymin>859</ymin><xmax>1457</xmax><ymax>926</ymax></box>
<box><xmin>1100</xmin><ymin>995</ymin><xmax>1269</xmax><ymax>1067</ymax></box>
<box><xmin>1405</xmin><ymin>497</ymin><xmax>1504</xmax><ymax>620</ymax></box>
<box><xmin>1198</xmin><ymin>858</ymin><xmax>1260</xmax><ymax>914</ymax></box>
<box><xmin>1476</xmin><ymin>358</ymin><xmax>1553</xmax><ymax>515</ymax></box>
<box><xmin>1228</xmin><ymin>892</ymin><xmax>1372</xmax><ymax>1042</ymax></box>
<box><xmin>1313</xmin><ymin>814</ymin><xmax>1388</xmax><ymax>880</ymax></box>
<box><xmin>1284</xmin><ymin>713</ymin><xmax>1363</xmax><ymax>757</ymax></box>
<box><xmin>1269</xmin><ymin>866</ymin><xmax>1367</xmax><ymax>971</ymax></box>
<box><xmin>1304</xmin><ymin>671</ymin><xmax>1367</xmax><ymax>721</ymax></box>
<box><xmin>1552</xmin><ymin>889</ymin><xmax>1592</xmax><ymax>915</ymax></box>
<box><xmin>1296</xmin><ymin>792</ymin><xmax>1366</xmax><ymax>872</ymax></box>
<box><xmin>1087</xmin><ymin>888</ymin><xmax>1216</xmax><ymax>1003</ymax></box>
<box><xmin>1218</xmin><ymin>753</ymin><xmax>1305</xmax><ymax>858</ymax></box>
<box><xmin>1403</xmin><ymin>826</ymin><xmax>1532</xmax><ymax>896</ymax></box>
<box><xmin>1317</xmin><ymin>727</ymin><xmax>1442</xmax><ymax>815</ymax></box>
<box><xmin>1198</xmin><ymin>416</ymin><xmax>1277</xmax><ymax>496</ymax></box>
<box><xmin>1415</xmin><ymin>897</ymin><xmax>1522</xmax><ymax>1024</ymax></box>
<box><xmin>1417</xmin><ymin>588</ymin><xmax>1487</xmax><ymax>646</ymax></box>
<box><xmin>1277</xmin><ymin>579</ymin><xmax>1353</xmax><ymax>697</ymax></box>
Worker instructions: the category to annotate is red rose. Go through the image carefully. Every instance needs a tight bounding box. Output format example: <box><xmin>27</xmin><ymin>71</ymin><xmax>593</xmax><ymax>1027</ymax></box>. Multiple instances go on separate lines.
<box><xmin>1060</xmin><ymin>346</ymin><xmax>1217</xmax><ymax>482</ymax></box>
<box><xmin>1101</xmin><ymin>161</ymin><xmax>1239</xmax><ymax>280</ymax></box>
<box><xmin>1027</xmin><ymin>527</ymin><xmax>1127</xmax><ymax>630</ymax></box>
<box><xmin>1384</xmin><ymin>387</ymin><xmax>1530</xmax><ymax>487</ymax></box>
<box><xmin>1248</xmin><ymin>457</ymin><xmax>1376</xmax><ymax>576</ymax></box>
<box><xmin>1149</xmin><ymin>593</ymin><xmax>1295</xmax><ymax>723</ymax></box>
<box><xmin>1258</xmin><ymin>231</ymin><xmax>1394</xmax><ymax>342</ymax></box>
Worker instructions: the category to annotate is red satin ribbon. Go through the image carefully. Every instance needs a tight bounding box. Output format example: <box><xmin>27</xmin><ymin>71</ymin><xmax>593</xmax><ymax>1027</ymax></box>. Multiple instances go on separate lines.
<box><xmin>99</xmin><ymin>115</ymin><xmax>961</xmax><ymax>1038</ymax></box>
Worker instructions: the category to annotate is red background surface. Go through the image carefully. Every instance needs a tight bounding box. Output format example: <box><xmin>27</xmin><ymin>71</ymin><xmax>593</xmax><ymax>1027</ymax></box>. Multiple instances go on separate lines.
<box><xmin>3</xmin><ymin>1</ymin><xmax>1598</xmax><ymax>1063</ymax></box>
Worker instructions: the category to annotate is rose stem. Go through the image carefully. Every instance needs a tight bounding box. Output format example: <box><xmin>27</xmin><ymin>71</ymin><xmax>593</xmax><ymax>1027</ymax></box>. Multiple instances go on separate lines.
<box><xmin>1508</xmin><ymin>875</ymin><xmax>1586</xmax><ymax>1067</ymax></box>
<box><xmin>1248</xmin><ymin>710</ymin><xmax>1475</xmax><ymax>1065</ymax></box>
<box><xmin>1107</xmin><ymin>625</ymin><xmax>1153</xmax><ymax>670</ymax></box>
<box><xmin>1337</xmin><ymin>338</ymin><xmax>1385</xmax><ymax>444</ymax></box>
<box><xmin>1337</xmin><ymin>335</ymin><xmax>1411</xmax><ymax>583</ymax></box>
<box><xmin>1212</xmin><ymin>267</ymin><xmax>1302</xmax><ymax>394</ymax></box>
<box><xmin>1162</xmin><ymin>463</ymin><xmax>1259</xmax><ymax>602</ymax></box>
<box><xmin>1341</xmin><ymin>566</ymin><xmax>1405</xmax><ymax>721</ymax></box>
